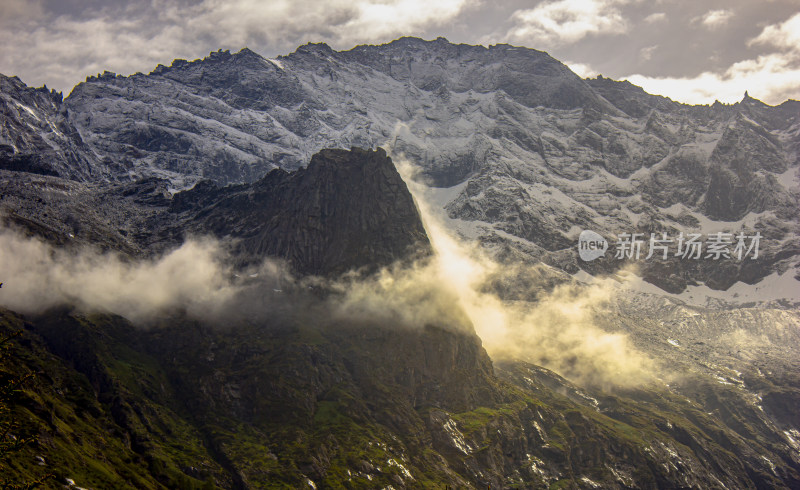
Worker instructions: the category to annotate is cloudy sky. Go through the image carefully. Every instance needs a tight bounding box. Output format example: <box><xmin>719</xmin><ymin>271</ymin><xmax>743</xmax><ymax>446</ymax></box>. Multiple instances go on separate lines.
<box><xmin>1</xmin><ymin>0</ymin><xmax>798</xmax><ymax>105</ymax></box>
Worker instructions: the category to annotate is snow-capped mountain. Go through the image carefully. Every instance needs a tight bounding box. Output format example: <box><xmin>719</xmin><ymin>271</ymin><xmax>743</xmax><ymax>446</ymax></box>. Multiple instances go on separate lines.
<box><xmin>3</xmin><ymin>37</ymin><xmax>796</xmax><ymax>299</ymax></box>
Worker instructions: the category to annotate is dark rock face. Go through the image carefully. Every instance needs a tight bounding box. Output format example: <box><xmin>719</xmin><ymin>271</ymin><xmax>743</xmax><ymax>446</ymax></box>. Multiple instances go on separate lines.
<box><xmin>169</xmin><ymin>147</ymin><xmax>431</xmax><ymax>275</ymax></box>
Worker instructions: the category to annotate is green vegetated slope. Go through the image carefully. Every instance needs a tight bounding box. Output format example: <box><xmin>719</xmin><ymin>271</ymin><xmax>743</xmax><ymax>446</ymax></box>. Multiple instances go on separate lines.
<box><xmin>2</xmin><ymin>306</ymin><xmax>798</xmax><ymax>489</ymax></box>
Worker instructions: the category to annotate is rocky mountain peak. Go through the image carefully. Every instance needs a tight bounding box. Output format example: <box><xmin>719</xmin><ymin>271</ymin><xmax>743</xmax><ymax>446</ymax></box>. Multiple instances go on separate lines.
<box><xmin>0</xmin><ymin>74</ymin><xmax>107</xmax><ymax>180</ymax></box>
<box><xmin>292</xmin><ymin>41</ymin><xmax>336</xmax><ymax>58</ymax></box>
<box><xmin>341</xmin><ymin>36</ymin><xmax>613</xmax><ymax>111</ymax></box>
<box><xmin>170</xmin><ymin>146</ymin><xmax>432</xmax><ymax>275</ymax></box>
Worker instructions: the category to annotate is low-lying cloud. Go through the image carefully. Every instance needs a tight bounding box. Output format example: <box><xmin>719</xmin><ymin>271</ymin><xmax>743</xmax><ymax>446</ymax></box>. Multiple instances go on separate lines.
<box><xmin>0</xmin><ymin>155</ymin><xmax>656</xmax><ymax>389</ymax></box>
<box><xmin>0</xmin><ymin>230</ymin><xmax>254</xmax><ymax>322</ymax></box>
<box><xmin>393</xmin><ymin>156</ymin><xmax>656</xmax><ymax>388</ymax></box>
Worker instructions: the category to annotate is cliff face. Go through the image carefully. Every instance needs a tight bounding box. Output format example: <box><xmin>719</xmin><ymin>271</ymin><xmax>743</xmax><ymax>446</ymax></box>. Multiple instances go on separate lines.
<box><xmin>0</xmin><ymin>74</ymin><xmax>110</xmax><ymax>181</ymax></box>
<box><xmin>169</xmin><ymin>147</ymin><xmax>431</xmax><ymax>275</ymax></box>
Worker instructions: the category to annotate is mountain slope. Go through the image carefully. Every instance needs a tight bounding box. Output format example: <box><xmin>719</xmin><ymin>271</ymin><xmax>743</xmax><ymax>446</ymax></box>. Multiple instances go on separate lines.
<box><xmin>3</xmin><ymin>303</ymin><xmax>799</xmax><ymax>488</ymax></box>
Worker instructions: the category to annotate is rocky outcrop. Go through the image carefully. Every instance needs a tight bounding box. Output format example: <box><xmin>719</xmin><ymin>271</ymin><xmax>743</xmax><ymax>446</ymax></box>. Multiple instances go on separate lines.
<box><xmin>169</xmin><ymin>147</ymin><xmax>431</xmax><ymax>275</ymax></box>
<box><xmin>0</xmin><ymin>74</ymin><xmax>110</xmax><ymax>181</ymax></box>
